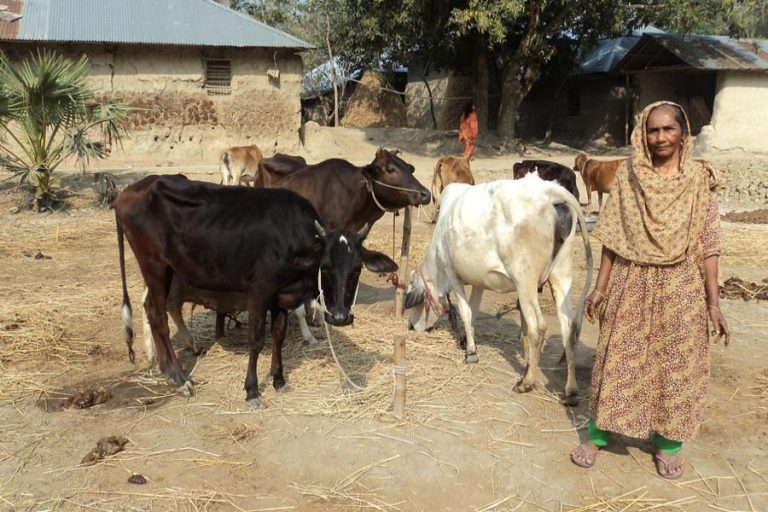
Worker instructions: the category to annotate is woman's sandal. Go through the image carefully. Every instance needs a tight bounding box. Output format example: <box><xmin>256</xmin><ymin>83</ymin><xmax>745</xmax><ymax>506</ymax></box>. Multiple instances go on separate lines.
<box><xmin>570</xmin><ymin>442</ymin><xmax>600</xmax><ymax>468</ymax></box>
<box><xmin>654</xmin><ymin>452</ymin><xmax>684</xmax><ymax>480</ymax></box>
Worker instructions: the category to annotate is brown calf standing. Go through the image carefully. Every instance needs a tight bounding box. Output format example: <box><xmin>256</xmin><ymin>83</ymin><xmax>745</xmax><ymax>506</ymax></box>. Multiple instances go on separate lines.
<box><xmin>431</xmin><ymin>156</ymin><xmax>475</xmax><ymax>222</ymax></box>
<box><xmin>219</xmin><ymin>145</ymin><xmax>264</xmax><ymax>186</ymax></box>
<box><xmin>573</xmin><ymin>153</ymin><xmax>625</xmax><ymax>213</ymax></box>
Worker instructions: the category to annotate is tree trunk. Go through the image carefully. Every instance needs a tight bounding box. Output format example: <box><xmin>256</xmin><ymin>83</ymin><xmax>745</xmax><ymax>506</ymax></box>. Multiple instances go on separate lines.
<box><xmin>497</xmin><ymin>57</ymin><xmax>541</xmax><ymax>139</ymax></box>
<box><xmin>474</xmin><ymin>36</ymin><xmax>490</xmax><ymax>134</ymax></box>
<box><xmin>325</xmin><ymin>13</ymin><xmax>339</xmax><ymax>127</ymax></box>
<box><xmin>496</xmin><ymin>62</ymin><xmax>523</xmax><ymax>139</ymax></box>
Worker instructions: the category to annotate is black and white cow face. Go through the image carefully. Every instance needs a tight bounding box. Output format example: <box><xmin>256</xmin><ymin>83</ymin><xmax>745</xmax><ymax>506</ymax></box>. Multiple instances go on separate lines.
<box><xmin>317</xmin><ymin>222</ymin><xmax>398</xmax><ymax>326</ymax></box>
<box><xmin>404</xmin><ymin>269</ymin><xmax>440</xmax><ymax>332</ymax></box>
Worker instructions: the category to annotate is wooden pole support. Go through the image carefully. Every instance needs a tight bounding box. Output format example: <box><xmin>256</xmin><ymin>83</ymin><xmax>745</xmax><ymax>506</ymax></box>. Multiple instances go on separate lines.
<box><xmin>394</xmin><ymin>207</ymin><xmax>412</xmax><ymax>318</ymax></box>
<box><xmin>393</xmin><ymin>335</ymin><xmax>406</xmax><ymax>418</ymax></box>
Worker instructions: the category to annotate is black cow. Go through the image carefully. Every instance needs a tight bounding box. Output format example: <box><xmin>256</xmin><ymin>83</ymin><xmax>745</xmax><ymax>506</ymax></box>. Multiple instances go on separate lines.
<box><xmin>114</xmin><ymin>174</ymin><xmax>396</xmax><ymax>407</ymax></box>
<box><xmin>512</xmin><ymin>159</ymin><xmax>580</xmax><ymax>203</ymax></box>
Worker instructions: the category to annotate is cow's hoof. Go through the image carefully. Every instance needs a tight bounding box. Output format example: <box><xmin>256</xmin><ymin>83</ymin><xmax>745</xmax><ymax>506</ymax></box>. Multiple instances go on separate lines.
<box><xmin>465</xmin><ymin>353</ymin><xmax>479</xmax><ymax>364</ymax></box>
<box><xmin>561</xmin><ymin>393</ymin><xmax>579</xmax><ymax>407</ymax></box>
<box><xmin>275</xmin><ymin>383</ymin><xmax>292</xmax><ymax>394</ymax></box>
<box><xmin>247</xmin><ymin>397</ymin><xmax>266</xmax><ymax>409</ymax></box>
<box><xmin>272</xmin><ymin>377</ymin><xmax>287</xmax><ymax>391</ymax></box>
<box><xmin>178</xmin><ymin>381</ymin><xmax>195</xmax><ymax>397</ymax></box>
<box><xmin>514</xmin><ymin>379</ymin><xmax>534</xmax><ymax>394</ymax></box>
<box><xmin>304</xmin><ymin>335</ymin><xmax>320</xmax><ymax>345</ymax></box>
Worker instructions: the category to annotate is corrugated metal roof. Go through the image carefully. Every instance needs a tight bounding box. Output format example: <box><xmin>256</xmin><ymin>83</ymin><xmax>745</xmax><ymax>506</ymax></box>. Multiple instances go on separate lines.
<box><xmin>0</xmin><ymin>0</ymin><xmax>24</xmax><ymax>40</ymax></box>
<box><xmin>617</xmin><ymin>34</ymin><xmax>768</xmax><ymax>72</ymax></box>
<box><xmin>0</xmin><ymin>0</ymin><xmax>312</xmax><ymax>49</ymax></box>
<box><xmin>578</xmin><ymin>26</ymin><xmax>665</xmax><ymax>74</ymax></box>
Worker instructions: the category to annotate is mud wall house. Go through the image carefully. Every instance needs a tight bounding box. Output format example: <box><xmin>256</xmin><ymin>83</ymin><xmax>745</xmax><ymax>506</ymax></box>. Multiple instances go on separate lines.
<box><xmin>301</xmin><ymin>61</ymin><xmax>408</xmax><ymax>128</ymax></box>
<box><xmin>615</xmin><ymin>34</ymin><xmax>768</xmax><ymax>154</ymax></box>
<box><xmin>0</xmin><ymin>0</ymin><xmax>312</xmax><ymax>165</ymax></box>
<box><xmin>516</xmin><ymin>29</ymin><xmax>663</xmax><ymax>148</ymax></box>
<box><xmin>404</xmin><ymin>61</ymin><xmax>476</xmax><ymax>131</ymax></box>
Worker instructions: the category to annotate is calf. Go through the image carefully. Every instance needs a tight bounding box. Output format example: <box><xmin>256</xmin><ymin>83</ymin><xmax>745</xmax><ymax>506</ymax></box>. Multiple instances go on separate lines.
<box><xmin>404</xmin><ymin>174</ymin><xmax>593</xmax><ymax>405</ymax></box>
<box><xmin>512</xmin><ymin>159</ymin><xmax>579</xmax><ymax>202</ymax></box>
<box><xmin>114</xmin><ymin>175</ymin><xmax>396</xmax><ymax>406</ymax></box>
<box><xmin>430</xmin><ymin>156</ymin><xmax>475</xmax><ymax>222</ymax></box>
<box><xmin>219</xmin><ymin>145</ymin><xmax>264</xmax><ymax>186</ymax></box>
<box><xmin>573</xmin><ymin>153</ymin><xmax>624</xmax><ymax>212</ymax></box>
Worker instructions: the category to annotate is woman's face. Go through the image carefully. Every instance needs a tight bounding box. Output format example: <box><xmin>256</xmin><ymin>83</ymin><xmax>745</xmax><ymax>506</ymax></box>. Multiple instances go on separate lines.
<box><xmin>646</xmin><ymin>107</ymin><xmax>683</xmax><ymax>160</ymax></box>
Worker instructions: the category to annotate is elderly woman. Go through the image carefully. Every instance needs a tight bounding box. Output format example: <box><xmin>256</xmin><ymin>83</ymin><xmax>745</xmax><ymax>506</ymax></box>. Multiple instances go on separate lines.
<box><xmin>570</xmin><ymin>101</ymin><xmax>731</xmax><ymax>479</ymax></box>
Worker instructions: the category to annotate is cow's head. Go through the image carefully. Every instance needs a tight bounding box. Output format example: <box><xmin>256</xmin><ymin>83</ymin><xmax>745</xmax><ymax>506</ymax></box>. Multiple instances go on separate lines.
<box><xmin>316</xmin><ymin>221</ymin><xmax>398</xmax><ymax>326</ymax></box>
<box><xmin>573</xmin><ymin>153</ymin><xmax>588</xmax><ymax>174</ymax></box>
<box><xmin>363</xmin><ymin>147</ymin><xmax>431</xmax><ymax>209</ymax></box>
<box><xmin>404</xmin><ymin>268</ymin><xmax>442</xmax><ymax>332</ymax></box>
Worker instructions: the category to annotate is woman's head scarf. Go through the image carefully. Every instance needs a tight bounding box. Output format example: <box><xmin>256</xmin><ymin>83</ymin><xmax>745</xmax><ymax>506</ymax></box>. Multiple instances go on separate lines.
<box><xmin>591</xmin><ymin>101</ymin><xmax>720</xmax><ymax>266</ymax></box>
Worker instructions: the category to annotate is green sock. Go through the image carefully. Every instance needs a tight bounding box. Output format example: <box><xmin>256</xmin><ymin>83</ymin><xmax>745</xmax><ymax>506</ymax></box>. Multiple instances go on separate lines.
<box><xmin>653</xmin><ymin>433</ymin><xmax>683</xmax><ymax>455</ymax></box>
<box><xmin>588</xmin><ymin>419</ymin><xmax>610</xmax><ymax>447</ymax></box>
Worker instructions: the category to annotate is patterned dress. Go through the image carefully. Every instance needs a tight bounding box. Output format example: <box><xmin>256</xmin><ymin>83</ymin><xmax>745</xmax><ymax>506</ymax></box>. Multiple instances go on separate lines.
<box><xmin>589</xmin><ymin>194</ymin><xmax>721</xmax><ymax>442</ymax></box>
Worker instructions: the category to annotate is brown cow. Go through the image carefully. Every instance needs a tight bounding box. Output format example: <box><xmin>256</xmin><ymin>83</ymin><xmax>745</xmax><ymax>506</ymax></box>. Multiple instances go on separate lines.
<box><xmin>430</xmin><ymin>156</ymin><xmax>475</xmax><ymax>222</ymax></box>
<box><xmin>258</xmin><ymin>153</ymin><xmax>308</xmax><ymax>187</ymax></box>
<box><xmin>219</xmin><ymin>145</ymin><xmax>264</xmax><ymax>186</ymax></box>
<box><xmin>115</xmin><ymin>175</ymin><xmax>397</xmax><ymax>405</ymax></box>
<box><xmin>267</xmin><ymin>147</ymin><xmax>431</xmax><ymax>232</ymax></box>
<box><xmin>141</xmin><ymin>148</ymin><xmax>428</xmax><ymax>354</ymax></box>
<box><xmin>573</xmin><ymin>153</ymin><xmax>625</xmax><ymax>213</ymax></box>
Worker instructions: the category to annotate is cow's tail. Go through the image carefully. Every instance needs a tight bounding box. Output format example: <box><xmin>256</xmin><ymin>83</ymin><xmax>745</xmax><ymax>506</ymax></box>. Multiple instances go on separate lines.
<box><xmin>553</xmin><ymin>188</ymin><xmax>593</xmax><ymax>349</ymax></box>
<box><xmin>115</xmin><ymin>212</ymin><xmax>136</xmax><ymax>364</ymax></box>
<box><xmin>219</xmin><ymin>150</ymin><xmax>230</xmax><ymax>185</ymax></box>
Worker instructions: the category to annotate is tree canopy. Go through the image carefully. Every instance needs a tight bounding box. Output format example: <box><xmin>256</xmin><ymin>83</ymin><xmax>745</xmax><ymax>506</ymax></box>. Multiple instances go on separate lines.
<box><xmin>235</xmin><ymin>0</ymin><xmax>767</xmax><ymax>137</ymax></box>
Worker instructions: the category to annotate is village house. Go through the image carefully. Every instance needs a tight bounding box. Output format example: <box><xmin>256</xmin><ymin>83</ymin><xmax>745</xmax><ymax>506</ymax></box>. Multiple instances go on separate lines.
<box><xmin>405</xmin><ymin>31</ymin><xmax>768</xmax><ymax>154</ymax></box>
<box><xmin>0</xmin><ymin>0</ymin><xmax>312</xmax><ymax>164</ymax></box>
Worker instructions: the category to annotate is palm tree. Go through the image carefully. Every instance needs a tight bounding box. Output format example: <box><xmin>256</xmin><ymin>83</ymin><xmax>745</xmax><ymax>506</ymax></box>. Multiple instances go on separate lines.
<box><xmin>0</xmin><ymin>49</ymin><xmax>132</xmax><ymax>211</ymax></box>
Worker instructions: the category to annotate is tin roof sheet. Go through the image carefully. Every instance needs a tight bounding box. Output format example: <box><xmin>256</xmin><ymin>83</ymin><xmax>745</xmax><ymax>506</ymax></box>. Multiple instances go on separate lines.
<box><xmin>617</xmin><ymin>33</ymin><xmax>768</xmax><ymax>72</ymax></box>
<box><xmin>0</xmin><ymin>0</ymin><xmax>312</xmax><ymax>49</ymax></box>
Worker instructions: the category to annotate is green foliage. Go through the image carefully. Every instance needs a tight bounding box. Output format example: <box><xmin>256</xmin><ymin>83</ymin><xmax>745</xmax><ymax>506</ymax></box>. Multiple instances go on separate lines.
<box><xmin>234</xmin><ymin>0</ymin><xmax>764</xmax><ymax>136</ymax></box>
<box><xmin>0</xmin><ymin>49</ymin><xmax>131</xmax><ymax>211</ymax></box>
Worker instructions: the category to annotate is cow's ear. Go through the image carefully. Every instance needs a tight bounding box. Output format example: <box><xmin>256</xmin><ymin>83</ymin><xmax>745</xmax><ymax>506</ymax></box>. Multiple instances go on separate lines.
<box><xmin>404</xmin><ymin>287</ymin><xmax>424</xmax><ymax>309</ymax></box>
<box><xmin>360</xmin><ymin>247</ymin><xmax>398</xmax><ymax>274</ymax></box>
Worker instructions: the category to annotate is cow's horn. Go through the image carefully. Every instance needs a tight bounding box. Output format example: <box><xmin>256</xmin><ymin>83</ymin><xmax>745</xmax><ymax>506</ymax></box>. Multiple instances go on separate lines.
<box><xmin>314</xmin><ymin>220</ymin><xmax>326</xmax><ymax>238</ymax></box>
<box><xmin>357</xmin><ymin>223</ymin><xmax>371</xmax><ymax>239</ymax></box>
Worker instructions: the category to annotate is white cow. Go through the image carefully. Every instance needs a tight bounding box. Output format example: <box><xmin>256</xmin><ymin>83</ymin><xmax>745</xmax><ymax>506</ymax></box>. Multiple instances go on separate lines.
<box><xmin>404</xmin><ymin>174</ymin><xmax>593</xmax><ymax>404</ymax></box>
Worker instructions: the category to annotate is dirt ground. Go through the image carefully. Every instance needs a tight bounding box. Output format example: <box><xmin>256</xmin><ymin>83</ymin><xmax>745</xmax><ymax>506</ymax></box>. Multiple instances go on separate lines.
<box><xmin>722</xmin><ymin>209</ymin><xmax>768</xmax><ymax>225</ymax></box>
<box><xmin>1</xmin><ymin>129</ymin><xmax>768</xmax><ymax>512</ymax></box>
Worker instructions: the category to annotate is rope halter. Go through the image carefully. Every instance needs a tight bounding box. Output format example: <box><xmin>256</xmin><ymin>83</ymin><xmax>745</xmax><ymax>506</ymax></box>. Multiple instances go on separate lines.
<box><xmin>417</xmin><ymin>267</ymin><xmax>445</xmax><ymax>317</ymax></box>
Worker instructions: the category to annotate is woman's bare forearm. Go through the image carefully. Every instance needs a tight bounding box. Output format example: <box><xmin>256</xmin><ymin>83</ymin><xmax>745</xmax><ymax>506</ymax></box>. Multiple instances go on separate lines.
<box><xmin>594</xmin><ymin>246</ymin><xmax>615</xmax><ymax>294</ymax></box>
<box><xmin>703</xmin><ymin>255</ymin><xmax>720</xmax><ymax>307</ymax></box>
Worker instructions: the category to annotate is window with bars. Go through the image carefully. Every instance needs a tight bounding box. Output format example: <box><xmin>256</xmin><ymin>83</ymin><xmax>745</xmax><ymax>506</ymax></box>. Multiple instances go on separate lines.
<box><xmin>205</xmin><ymin>60</ymin><xmax>232</xmax><ymax>95</ymax></box>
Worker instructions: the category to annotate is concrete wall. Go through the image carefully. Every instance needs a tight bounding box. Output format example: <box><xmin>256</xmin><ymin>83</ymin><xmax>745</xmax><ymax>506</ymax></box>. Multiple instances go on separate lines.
<box><xmin>697</xmin><ymin>71</ymin><xmax>768</xmax><ymax>154</ymax></box>
<box><xmin>0</xmin><ymin>43</ymin><xmax>305</xmax><ymax>165</ymax></box>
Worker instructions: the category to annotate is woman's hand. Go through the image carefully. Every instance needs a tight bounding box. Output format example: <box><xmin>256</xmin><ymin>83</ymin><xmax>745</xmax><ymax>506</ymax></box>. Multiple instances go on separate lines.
<box><xmin>708</xmin><ymin>306</ymin><xmax>731</xmax><ymax>346</ymax></box>
<box><xmin>585</xmin><ymin>289</ymin><xmax>606</xmax><ymax>324</ymax></box>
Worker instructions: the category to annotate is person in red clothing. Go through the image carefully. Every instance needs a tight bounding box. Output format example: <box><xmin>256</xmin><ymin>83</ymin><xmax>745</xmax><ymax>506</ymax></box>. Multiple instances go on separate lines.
<box><xmin>458</xmin><ymin>100</ymin><xmax>479</xmax><ymax>160</ymax></box>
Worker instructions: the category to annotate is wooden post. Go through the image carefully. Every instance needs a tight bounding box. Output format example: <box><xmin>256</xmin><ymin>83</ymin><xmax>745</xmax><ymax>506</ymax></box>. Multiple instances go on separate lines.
<box><xmin>394</xmin><ymin>207</ymin><xmax>412</xmax><ymax>318</ymax></box>
<box><xmin>392</xmin><ymin>335</ymin><xmax>406</xmax><ymax>418</ymax></box>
